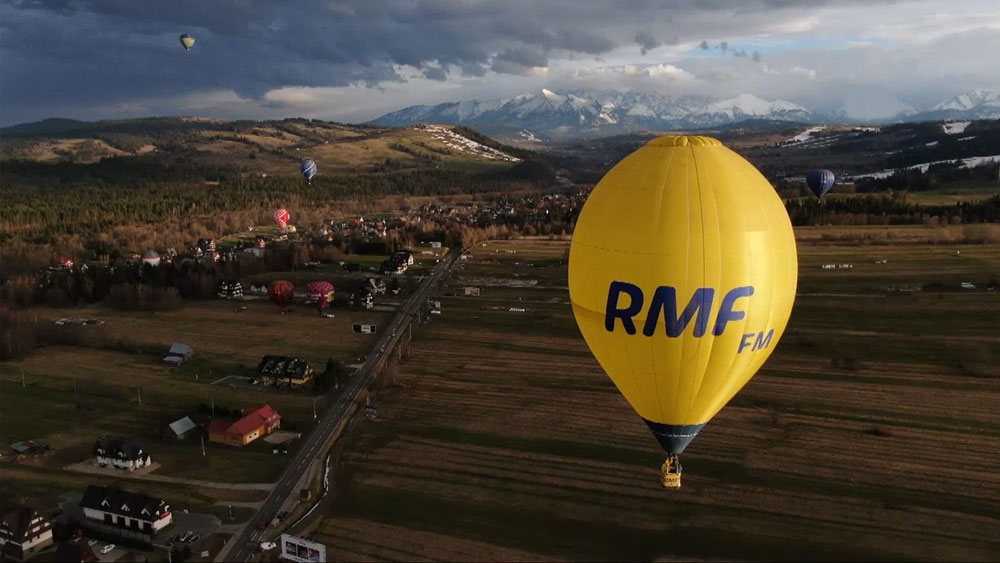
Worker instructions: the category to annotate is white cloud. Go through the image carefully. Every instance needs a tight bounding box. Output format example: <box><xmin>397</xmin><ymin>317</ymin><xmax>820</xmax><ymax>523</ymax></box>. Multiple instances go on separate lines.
<box><xmin>790</xmin><ymin>66</ymin><xmax>817</xmax><ymax>80</ymax></box>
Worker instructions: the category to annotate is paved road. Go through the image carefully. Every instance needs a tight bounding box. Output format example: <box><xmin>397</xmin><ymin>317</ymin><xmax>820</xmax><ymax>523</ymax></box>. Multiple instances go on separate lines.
<box><xmin>225</xmin><ymin>249</ymin><xmax>460</xmax><ymax>561</ymax></box>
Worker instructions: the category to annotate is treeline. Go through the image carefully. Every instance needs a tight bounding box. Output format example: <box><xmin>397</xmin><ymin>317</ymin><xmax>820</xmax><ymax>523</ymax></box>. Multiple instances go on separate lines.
<box><xmin>786</xmin><ymin>194</ymin><xmax>1000</xmax><ymax>226</ymax></box>
<box><xmin>855</xmin><ymin>161</ymin><xmax>1000</xmax><ymax>192</ymax></box>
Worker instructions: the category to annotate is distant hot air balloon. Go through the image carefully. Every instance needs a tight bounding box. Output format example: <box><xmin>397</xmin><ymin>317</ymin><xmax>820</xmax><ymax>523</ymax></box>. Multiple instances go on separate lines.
<box><xmin>274</xmin><ymin>208</ymin><xmax>291</xmax><ymax>231</ymax></box>
<box><xmin>569</xmin><ymin>136</ymin><xmax>798</xmax><ymax>489</ymax></box>
<box><xmin>307</xmin><ymin>281</ymin><xmax>335</xmax><ymax>314</ymax></box>
<box><xmin>179</xmin><ymin>34</ymin><xmax>195</xmax><ymax>52</ymax></box>
<box><xmin>301</xmin><ymin>159</ymin><xmax>317</xmax><ymax>182</ymax></box>
<box><xmin>806</xmin><ymin>169</ymin><xmax>835</xmax><ymax>198</ymax></box>
<box><xmin>267</xmin><ymin>280</ymin><xmax>295</xmax><ymax>312</ymax></box>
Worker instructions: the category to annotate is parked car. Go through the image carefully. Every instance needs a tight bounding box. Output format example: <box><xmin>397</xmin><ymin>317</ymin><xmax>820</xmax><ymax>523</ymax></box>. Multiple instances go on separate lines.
<box><xmin>87</xmin><ymin>539</ymin><xmax>98</xmax><ymax>546</ymax></box>
<box><xmin>179</xmin><ymin>531</ymin><xmax>193</xmax><ymax>543</ymax></box>
<box><xmin>100</xmin><ymin>544</ymin><xmax>116</xmax><ymax>554</ymax></box>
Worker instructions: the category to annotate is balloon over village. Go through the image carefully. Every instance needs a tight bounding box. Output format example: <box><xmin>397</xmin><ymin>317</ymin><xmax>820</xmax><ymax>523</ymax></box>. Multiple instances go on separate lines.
<box><xmin>569</xmin><ymin>136</ymin><xmax>798</xmax><ymax>488</ymax></box>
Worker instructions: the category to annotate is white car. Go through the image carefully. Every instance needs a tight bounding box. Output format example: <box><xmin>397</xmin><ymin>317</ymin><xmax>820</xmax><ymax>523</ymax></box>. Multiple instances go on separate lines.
<box><xmin>87</xmin><ymin>539</ymin><xmax>98</xmax><ymax>546</ymax></box>
<box><xmin>260</xmin><ymin>541</ymin><xmax>278</xmax><ymax>551</ymax></box>
<box><xmin>100</xmin><ymin>544</ymin><xmax>116</xmax><ymax>554</ymax></box>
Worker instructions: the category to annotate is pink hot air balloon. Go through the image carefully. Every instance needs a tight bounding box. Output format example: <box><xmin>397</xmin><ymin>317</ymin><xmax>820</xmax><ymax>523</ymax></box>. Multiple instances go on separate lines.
<box><xmin>274</xmin><ymin>208</ymin><xmax>291</xmax><ymax>230</ymax></box>
<box><xmin>307</xmin><ymin>281</ymin><xmax>335</xmax><ymax>314</ymax></box>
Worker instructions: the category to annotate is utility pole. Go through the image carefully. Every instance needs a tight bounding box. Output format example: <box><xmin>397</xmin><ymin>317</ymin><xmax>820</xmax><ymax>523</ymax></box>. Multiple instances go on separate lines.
<box><xmin>21</xmin><ymin>367</ymin><xmax>25</xmax><ymax>388</ymax></box>
<box><xmin>312</xmin><ymin>397</ymin><xmax>317</xmax><ymax>419</ymax></box>
<box><xmin>137</xmin><ymin>387</ymin><xmax>142</xmax><ymax>408</ymax></box>
<box><xmin>201</xmin><ymin>435</ymin><xmax>206</xmax><ymax>456</ymax></box>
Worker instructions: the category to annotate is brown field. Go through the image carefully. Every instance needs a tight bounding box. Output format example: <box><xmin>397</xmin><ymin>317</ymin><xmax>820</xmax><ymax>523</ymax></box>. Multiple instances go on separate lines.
<box><xmin>311</xmin><ymin>235</ymin><xmax>1000</xmax><ymax>561</ymax></box>
<box><xmin>0</xmin><ymin>296</ymin><xmax>390</xmax><ymax>488</ymax></box>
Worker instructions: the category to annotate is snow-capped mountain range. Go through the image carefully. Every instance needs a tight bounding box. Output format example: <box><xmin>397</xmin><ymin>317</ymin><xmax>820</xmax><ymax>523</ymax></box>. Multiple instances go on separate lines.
<box><xmin>369</xmin><ymin>88</ymin><xmax>1000</xmax><ymax>142</ymax></box>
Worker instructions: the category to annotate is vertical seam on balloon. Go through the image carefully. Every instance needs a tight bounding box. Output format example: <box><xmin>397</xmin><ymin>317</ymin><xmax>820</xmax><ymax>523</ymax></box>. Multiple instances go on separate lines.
<box><xmin>706</xmin><ymin>150</ymin><xmax>751</xmax><ymax>419</ymax></box>
<box><xmin>670</xmin><ymin>143</ymin><xmax>697</xmax><ymax>423</ymax></box>
<box><xmin>747</xmin><ymin>156</ymin><xmax>779</xmax><ymax>396</ymax></box>
<box><xmin>681</xmin><ymin>142</ymin><xmax>710</xmax><ymax>425</ymax></box>
<box><xmin>651</xmin><ymin>146</ymin><xmax>675</xmax><ymax>424</ymax></box>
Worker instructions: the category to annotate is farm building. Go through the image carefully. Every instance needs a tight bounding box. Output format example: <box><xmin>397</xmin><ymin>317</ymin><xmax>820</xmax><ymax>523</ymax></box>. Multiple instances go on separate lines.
<box><xmin>217</xmin><ymin>280</ymin><xmax>244</xmax><ymax>300</ymax></box>
<box><xmin>162</xmin><ymin>343</ymin><xmax>192</xmax><ymax>365</ymax></box>
<box><xmin>208</xmin><ymin>405</ymin><xmax>281</xmax><ymax>446</ymax></box>
<box><xmin>94</xmin><ymin>438</ymin><xmax>151</xmax><ymax>471</ymax></box>
<box><xmin>165</xmin><ymin>416</ymin><xmax>198</xmax><ymax>440</ymax></box>
<box><xmin>350</xmin><ymin>288</ymin><xmax>374</xmax><ymax>310</ymax></box>
<box><xmin>7</xmin><ymin>441</ymin><xmax>48</xmax><ymax>457</ymax></box>
<box><xmin>257</xmin><ymin>356</ymin><xmax>314</xmax><ymax>387</ymax></box>
<box><xmin>79</xmin><ymin>484</ymin><xmax>172</xmax><ymax>541</ymax></box>
<box><xmin>463</xmin><ymin>287</ymin><xmax>481</xmax><ymax>296</ymax></box>
<box><xmin>0</xmin><ymin>501</ymin><xmax>53</xmax><ymax>561</ymax></box>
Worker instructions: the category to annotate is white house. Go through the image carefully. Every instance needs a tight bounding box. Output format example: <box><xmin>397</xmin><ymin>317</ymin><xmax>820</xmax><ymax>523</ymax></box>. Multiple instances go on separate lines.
<box><xmin>94</xmin><ymin>438</ymin><xmax>151</xmax><ymax>471</ymax></box>
<box><xmin>0</xmin><ymin>502</ymin><xmax>53</xmax><ymax>561</ymax></box>
<box><xmin>79</xmin><ymin>484</ymin><xmax>172</xmax><ymax>536</ymax></box>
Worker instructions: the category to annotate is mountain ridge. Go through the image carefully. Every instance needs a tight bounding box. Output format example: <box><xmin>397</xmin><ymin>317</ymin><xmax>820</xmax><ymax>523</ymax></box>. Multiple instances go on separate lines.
<box><xmin>369</xmin><ymin>87</ymin><xmax>1000</xmax><ymax>142</ymax></box>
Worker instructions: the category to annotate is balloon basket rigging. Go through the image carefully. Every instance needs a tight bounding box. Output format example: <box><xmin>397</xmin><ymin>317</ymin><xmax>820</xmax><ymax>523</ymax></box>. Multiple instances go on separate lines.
<box><xmin>661</xmin><ymin>454</ymin><xmax>682</xmax><ymax>489</ymax></box>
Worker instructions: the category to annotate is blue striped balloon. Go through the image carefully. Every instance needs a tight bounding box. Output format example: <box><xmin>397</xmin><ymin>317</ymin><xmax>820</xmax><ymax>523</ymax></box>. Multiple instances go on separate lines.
<box><xmin>806</xmin><ymin>169</ymin><xmax>835</xmax><ymax>198</ymax></box>
<box><xmin>301</xmin><ymin>159</ymin><xmax>317</xmax><ymax>181</ymax></box>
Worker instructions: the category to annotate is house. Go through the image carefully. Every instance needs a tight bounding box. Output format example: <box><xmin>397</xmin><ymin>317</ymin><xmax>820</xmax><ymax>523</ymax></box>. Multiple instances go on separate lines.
<box><xmin>217</xmin><ymin>280</ymin><xmax>244</xmax><ymax>300</ymax></box>
<box><xmin>162</xmin><ymin>343</ymin><xmax>192</xmax><ymax>365</ymax></box>
<box><xmin>0</xmin><ymin>501</ymin><xmax>53</xmax><ymax>561</ymax></box>
<box><xmin>349</xmin><ymin>288</ymin><xmax>374</xmax><ymax>310</ymax></box>
<box><xmin>391</xmin><ymin>251</ymin><xmax>414</xmax><ymax>266</ymax></box>
<box><xmin>208</xmin><ymin>405</ymin><xmax>281</xmax><ymax>446</ymax></box>
<box><xmin>257</xmin><ymin>356</ymin><xmax>314</xmax><ymax>387</ymax></box>
<box><xmin>79</xmin><ymin>484</ymin><xmax>172</xmax><ymax>540</ymax></box>
<box><xmin>94</xmin><ymin>438</ymin><xmax>151</xmax><ymax>471</ymax></box>
<box><xmin>196</xmin><ymin>238</ymin><xmax>216</xmax><ymax>253</ymax></box>
<box><xmin>463</xmin><ymin>287</ymin><xmax>480</xmax><ymax>296</ymax></box>
<box><xmin>166</xmin><ymin>416</ymin><xmax>198</xmax><ymax>440</ymax></box>
<box><xmin>379</xmin><ymin>258</ymin><xmax>406</xmax><ymax>275</ymax></box>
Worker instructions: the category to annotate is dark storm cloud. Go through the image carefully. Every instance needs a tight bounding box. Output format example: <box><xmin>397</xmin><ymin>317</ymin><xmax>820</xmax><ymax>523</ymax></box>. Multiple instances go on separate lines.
<box><xmin>635</xmin><ymin>30</ymin><xmax>660</xmax><ymax>55</ymax></box>
<box><xmin>0</xmin><ymin>0</ymin><xmax>995</xmax><ymax>125</ymax></box>
<box><xmin>422</xmin><ymin>65</ymin><xmax>448</xmax><ymax>81</ymax></box>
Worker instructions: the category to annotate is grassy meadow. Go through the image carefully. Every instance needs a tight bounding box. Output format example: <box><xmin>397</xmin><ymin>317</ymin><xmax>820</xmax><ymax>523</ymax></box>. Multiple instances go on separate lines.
<box><xmin>308</xmin><ymin>229</ymin><xmax>1000</xmax><ymax>562</ymax></box>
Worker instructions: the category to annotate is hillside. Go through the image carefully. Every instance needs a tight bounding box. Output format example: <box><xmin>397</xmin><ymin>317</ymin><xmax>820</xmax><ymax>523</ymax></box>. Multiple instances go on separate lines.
<box><xmin>0</xmin><ymin>117</ymin><xmax>522</xmax><ymax>175</ymax></box>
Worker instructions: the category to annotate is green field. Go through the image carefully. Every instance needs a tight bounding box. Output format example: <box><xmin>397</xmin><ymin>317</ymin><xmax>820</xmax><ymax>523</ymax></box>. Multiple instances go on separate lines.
<box><xmin>308</xmin><ymin>232</ymin><xmax>1000</xmax><ymax>562</ymax></box>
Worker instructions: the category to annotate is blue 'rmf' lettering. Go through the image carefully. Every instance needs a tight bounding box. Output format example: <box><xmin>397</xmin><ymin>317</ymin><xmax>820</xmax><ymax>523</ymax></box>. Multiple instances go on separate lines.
<box><xmin>605</xmin><ymin>281</ymin><xmax>755</xmax><ymax>338</ymax></box>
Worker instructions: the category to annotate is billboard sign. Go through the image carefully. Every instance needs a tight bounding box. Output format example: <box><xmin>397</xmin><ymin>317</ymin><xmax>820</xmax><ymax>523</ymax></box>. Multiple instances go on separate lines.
<box><xmin>279</xmin><ymin>534</ymin><xmax>326</xmax><ymax>563</ymax></box>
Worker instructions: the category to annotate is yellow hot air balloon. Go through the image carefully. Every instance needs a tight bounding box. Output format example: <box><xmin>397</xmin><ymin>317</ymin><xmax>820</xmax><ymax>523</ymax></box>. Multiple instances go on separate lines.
<box><xmin>180</xmin><ymin>34</ymin><xmax>195</xmax><ymax>52</ymax></box>
<box><xmin>569</xmin><ymin>135</ymin><xmax>797</xmax><ymax>488</ymax></box>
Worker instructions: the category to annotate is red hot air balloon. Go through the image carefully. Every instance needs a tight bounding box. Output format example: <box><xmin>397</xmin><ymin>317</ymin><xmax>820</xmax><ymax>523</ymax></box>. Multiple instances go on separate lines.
<box><xmin>307</xmin><ymin>281</ymin><xmax>335</xmax><ymax>314</ymax></box>
<box><xmin>267</xmin><ymin>280</ymin><xmax>295</xmax><ymax>312</ymax></box>
<box><xmin>274</xmin><ymin>208</ymin><xmax>291</xmax><ymax>231</ymax></box>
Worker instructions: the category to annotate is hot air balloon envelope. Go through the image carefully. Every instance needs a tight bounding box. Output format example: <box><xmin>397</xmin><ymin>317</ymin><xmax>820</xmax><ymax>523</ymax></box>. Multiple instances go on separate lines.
<box><xmin>180</xmin><ymin>34</ymin><xmax>195</xmax><ymax>51</ymax></box>
<box><xmin>806</xmin><ymin>169</ymin><xmax>835</xmax><ymax>198</ymax></box>
<box><xmin>307</xmin><ymin>281</ymin><xmax>335</xmax><ymax>310</ymax></box>
<box><xmin>569</xmin><ymin>136</ymin><xmax>797</xmax><ymax>458</ymax></box>
<box><xmin>301</xmin><ymin>159</ymin><xmax>317</xmax><ymax>181</ymax></box>
<box><xmin>267</xmin><ymin>280</ymin><xmax>295</xmax><ymax>310</ymax></box>
<box><xmin>274</xmin><ymin>208</ymin><xmax>291</xmax><ymax>230</ymax></box>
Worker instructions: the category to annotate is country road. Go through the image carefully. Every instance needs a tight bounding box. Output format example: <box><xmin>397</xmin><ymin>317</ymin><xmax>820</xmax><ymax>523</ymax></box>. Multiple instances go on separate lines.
<box><xmin>221</xmin><ymin>248</ymin><xmax>460</xmax><ymax>561</ymax></box>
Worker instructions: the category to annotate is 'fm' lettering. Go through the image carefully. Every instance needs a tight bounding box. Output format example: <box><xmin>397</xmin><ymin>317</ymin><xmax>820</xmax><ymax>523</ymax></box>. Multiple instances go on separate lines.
<box><xmin>604</xmin><ymin>281</ymin><xmax>768</xmax><ymax>353</ymax></box>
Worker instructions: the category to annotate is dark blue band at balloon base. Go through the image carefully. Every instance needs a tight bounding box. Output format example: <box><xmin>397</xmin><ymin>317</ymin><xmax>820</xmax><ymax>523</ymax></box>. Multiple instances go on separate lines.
<box><xmin>641</xmin><ymin>419</ymin><xmax>706</xmax><ymax>454</ymax></box>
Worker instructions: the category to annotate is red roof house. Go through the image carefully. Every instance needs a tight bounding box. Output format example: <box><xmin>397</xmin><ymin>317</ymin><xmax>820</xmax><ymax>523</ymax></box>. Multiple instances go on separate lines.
<box><xmin>207</xmin><ymin>405</ymin><xmax>281</xmax><ymax>446</ymax></box>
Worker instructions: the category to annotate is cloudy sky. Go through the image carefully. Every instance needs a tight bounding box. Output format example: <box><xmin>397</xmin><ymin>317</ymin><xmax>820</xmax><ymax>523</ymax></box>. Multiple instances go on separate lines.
<box><xmin>2</xmin><ymin>0</ymin><xmax>999</xmax><ymax>126</ymax></box>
